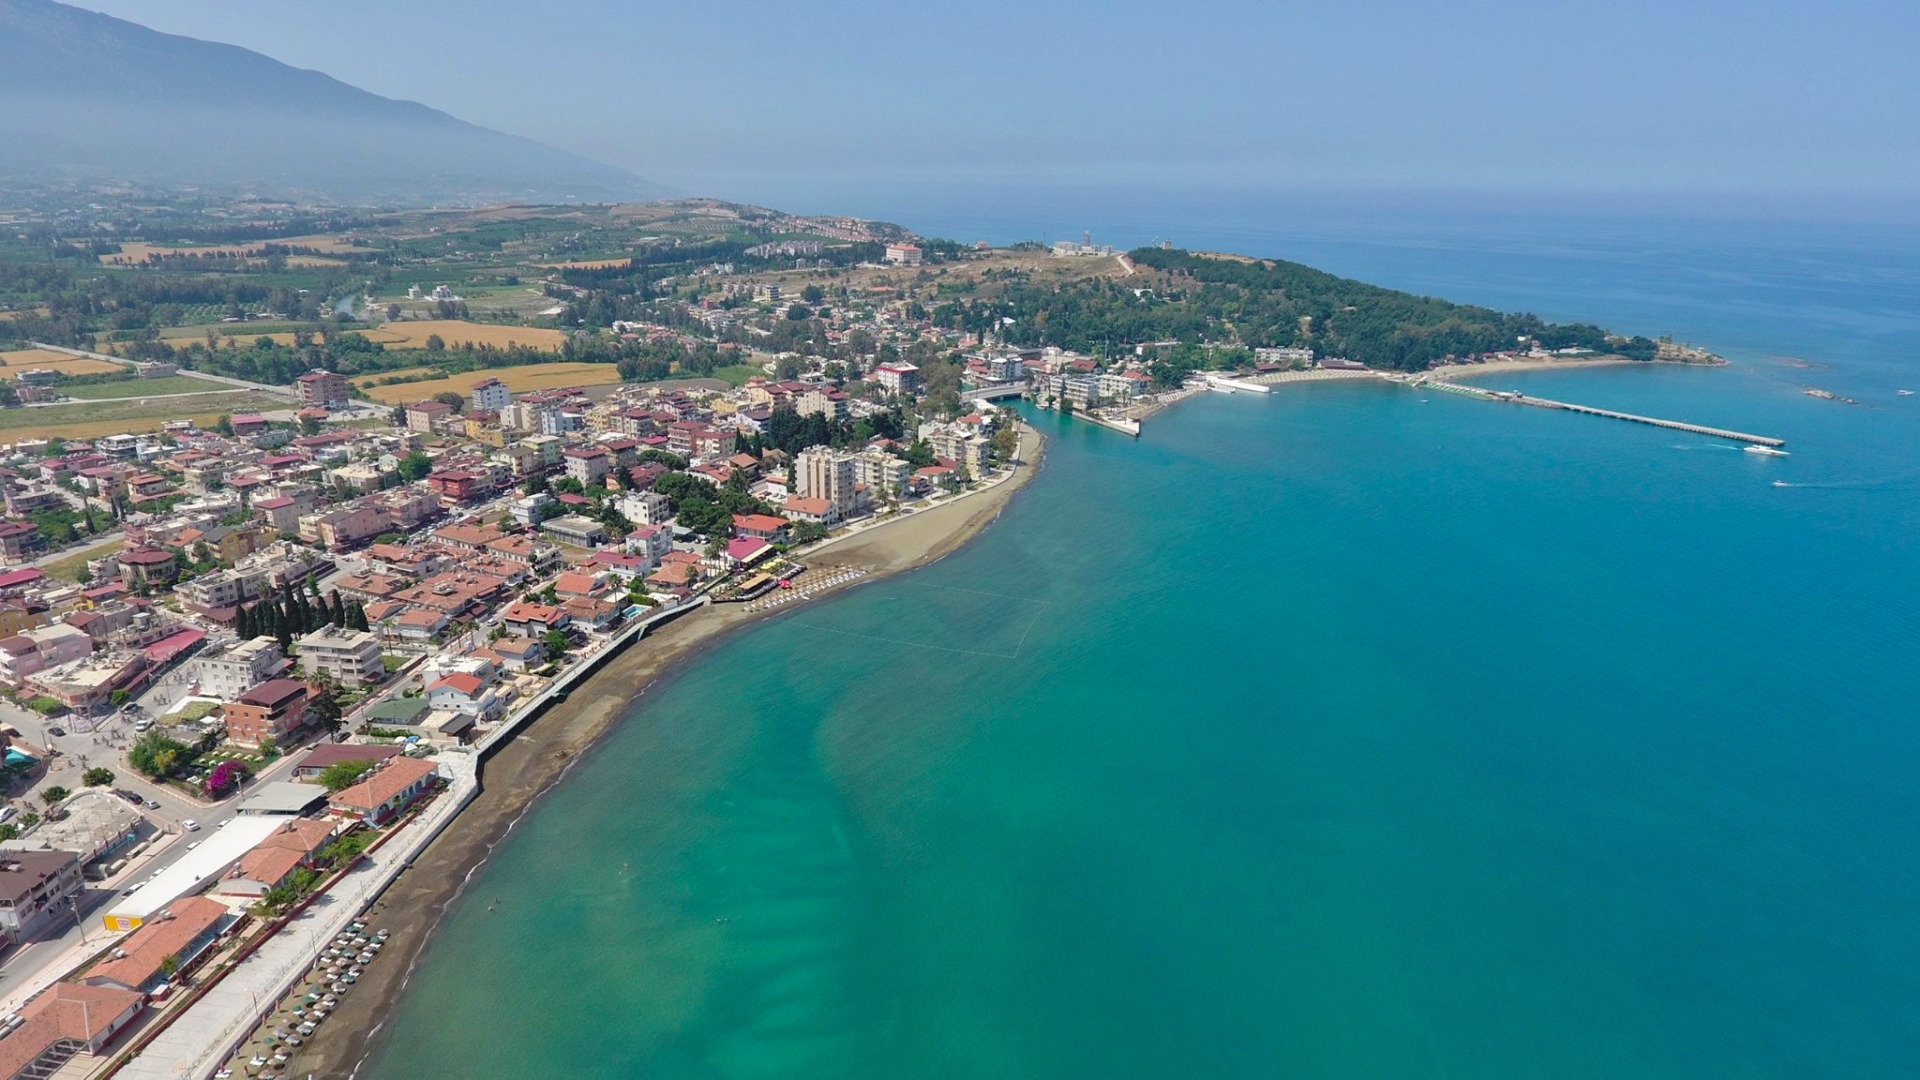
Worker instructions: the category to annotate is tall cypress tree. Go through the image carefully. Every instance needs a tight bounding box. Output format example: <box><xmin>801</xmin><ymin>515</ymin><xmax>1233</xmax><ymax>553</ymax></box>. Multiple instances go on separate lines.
<box><xmin>327</xmin><ymin>590</ymin><xmax>346</xmax><ymax>627</ymax></box>
<box><xmin>347</xmin><ymin>601</ymin><xmax>369</xmax><ymax>633</ymax></box>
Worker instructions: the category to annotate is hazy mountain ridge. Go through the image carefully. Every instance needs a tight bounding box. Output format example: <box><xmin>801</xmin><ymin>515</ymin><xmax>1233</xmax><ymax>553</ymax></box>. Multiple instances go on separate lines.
<box><xmin>0</xmin><ymin>0</ymin><xmax>666</xmax><ymax>205</ymax></box>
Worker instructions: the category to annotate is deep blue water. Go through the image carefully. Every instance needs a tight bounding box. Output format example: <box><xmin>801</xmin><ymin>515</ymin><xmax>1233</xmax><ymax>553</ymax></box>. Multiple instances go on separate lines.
<box><xmin>364</xmin><ymin>197</ymin><xmax>1920</xmax><ymax>1079</ymax></box>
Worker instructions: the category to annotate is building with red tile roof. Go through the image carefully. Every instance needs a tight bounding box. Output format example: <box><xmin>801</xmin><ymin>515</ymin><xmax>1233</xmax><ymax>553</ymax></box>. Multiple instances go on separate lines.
<box><xmin>327</xmin><ymin>756</ymin><xmax>441</xmax><ymax>825</ymax></box>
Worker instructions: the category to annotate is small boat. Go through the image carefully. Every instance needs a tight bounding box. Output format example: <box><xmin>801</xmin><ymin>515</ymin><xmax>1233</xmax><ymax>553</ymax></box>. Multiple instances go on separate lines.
<box><xmin>1900</xmin><ymin>389</ymin><xmax>1914</xmax><ymax>396</ymax></box>
<box><xmin>1745</xmin><ymin>445</ymin><xmax>1790</xmax><ymax>457</ymax></box>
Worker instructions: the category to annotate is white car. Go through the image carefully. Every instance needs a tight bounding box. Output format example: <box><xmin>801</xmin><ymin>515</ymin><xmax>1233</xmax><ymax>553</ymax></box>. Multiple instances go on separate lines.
<box><xmin>182</xmin><ymin>819</ymin><xmax>200</xmax><ymax>831</ymax></box>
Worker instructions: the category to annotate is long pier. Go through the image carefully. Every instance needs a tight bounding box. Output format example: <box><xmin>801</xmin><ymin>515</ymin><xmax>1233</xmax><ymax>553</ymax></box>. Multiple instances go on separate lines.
<box><xmin>1425</xmin><ymin>381</ymin><xmax>1785</xmax><ymax>447</ymax></box>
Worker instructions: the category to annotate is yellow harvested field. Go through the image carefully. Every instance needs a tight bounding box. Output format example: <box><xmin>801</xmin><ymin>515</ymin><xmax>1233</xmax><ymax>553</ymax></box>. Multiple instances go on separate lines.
<box><xmin>358</xmin><ymin>363</ymin><xmax>622</xmax><ymax>404</ymax></box>
<box><xmin>98</xmin><ymin>234</ymin><xmax>365</xmax><ymax>264</ymax></box>
<box><xmin>0</xmin><ymin>410</ymin><xmax>231</xmax><ymax>443</ymax></box>
<box><xmin>232</xmin><ymin>327</ymin><xmax>412</xmax><ymax>348</ymax></box>
<box><xmin>0</xmin><ymin>348</ymin><xmax>82</xmax><ymax>367</ymax></box>
<box><xmin>353</xmin><ymin>367</ymin><xmax>438</xmax><ymax>388</ymax></box>
<box><xmin>0</xmin><ymin>351</ymin><xmax>124</xmax><ymax>377</ymax></box>
<box><xmin>371</xmin><ymin>320</ymin><xmax>568</xmax><ymax>352</ymax></box>
<box><xmin>539</xmin><ymin>258</ymin><xmax>632</xmax><ymax>270</ymax></box>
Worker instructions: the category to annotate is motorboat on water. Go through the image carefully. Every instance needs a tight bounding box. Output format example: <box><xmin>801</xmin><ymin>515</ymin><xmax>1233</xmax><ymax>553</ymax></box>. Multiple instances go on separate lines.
<box><xmin>1744</xmin><ymin>445</ymin><xmax>1790</xmax><ymax>457</ymax></box>
<box><xmin>1899</xmin><ymin>389</ymin><xmax>1915</xmax><ymax>396</ymax></box>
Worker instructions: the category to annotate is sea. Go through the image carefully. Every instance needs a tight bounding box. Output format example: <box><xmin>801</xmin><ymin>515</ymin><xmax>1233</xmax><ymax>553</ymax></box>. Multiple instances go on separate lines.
<box><xmin>360</xmin><ymin>190</ymin><xmax>1920</xmax><ymax>1079</ymax></box>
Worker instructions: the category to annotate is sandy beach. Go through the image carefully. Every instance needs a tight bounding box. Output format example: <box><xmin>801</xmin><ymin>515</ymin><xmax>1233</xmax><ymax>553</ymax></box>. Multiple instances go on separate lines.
<box><xmin>281</xmin><ymin>425</ymin><xmax>1044</xmax><ymax>1078</ymax></box>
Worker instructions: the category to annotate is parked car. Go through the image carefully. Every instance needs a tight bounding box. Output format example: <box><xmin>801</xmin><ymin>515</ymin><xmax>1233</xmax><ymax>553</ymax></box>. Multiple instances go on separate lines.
<box><xmin>46</xmin><ymin>726</ymin><xmax>66</xmax><ymax>737</ymax></box>
<box><xmin>182</xmin><ymin>819</ymin><xmax>200</xmax><ymax>831</ymax></box>
<box><xmin>144</xmin><ymin>798</ymin><xmax>160</xmax><ymax>809</ymax></box>
<box><xmin>0</xmin><ymin>806</ymin><xmax>15</xmax><ymax>824</ymax></box>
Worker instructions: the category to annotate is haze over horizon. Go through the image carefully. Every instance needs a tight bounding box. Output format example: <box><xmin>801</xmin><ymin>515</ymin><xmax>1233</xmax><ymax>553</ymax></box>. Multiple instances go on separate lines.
<box><xmin>66</xmin><ymin>0</ymin><xmax>1920</xmax><ymax>216</ymax></box>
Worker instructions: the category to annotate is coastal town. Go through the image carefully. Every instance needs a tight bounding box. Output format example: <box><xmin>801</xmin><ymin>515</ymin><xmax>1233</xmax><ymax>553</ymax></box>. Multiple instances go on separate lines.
<box><xmin>0</xmin><ymin>330</ymin><xmax>1047</xmax><ymax>1077</ymax></box>
<box><xmin>0</xmin><ymin>195</ymin><xmax>1734</xmax><ymax>1079</ymax></box>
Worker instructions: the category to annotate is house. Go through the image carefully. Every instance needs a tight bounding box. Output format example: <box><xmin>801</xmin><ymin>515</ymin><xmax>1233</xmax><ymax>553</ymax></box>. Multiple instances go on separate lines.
<box><xmin>884</xmin><ymin>242</ymin><xmax>923</xmax><ymax>266</ymax></box>
<box><xmin>625</xmin><ymin>524</ymin><xmax>672</xmax><ymax>563</ymax></box>
<box><xmin>724</xmin><ymin>537</ymin><xmax>773</xmax><ymax>567</ymax></box>
<box><xmin>230</xmin><ymin>412</ymin><xmax>270</xmax><ymax>436</ymax></box>
<box><xmin>296</xmin><ymin>627</ymin><xmax>385</xmax><ymax>687</ymax></box>
<box><xmin>393</xmin><ymin>608</ymin><xmax>451</xmax><ymax>642</ymax></box>
<box><xmin>290</xmin><ymin>743</ymin><xmax>401</xmax><ymax>781</ymax></box>
<box><xmin>540</xmin><ymin>514</ymin><xmax>606</xmax><ymax>548</ymax></box>
<box><xmin>327</xmin><ymin>756</ymin><xmax>441</xmax><ymax>825</ymax></box>
<box><xmin>487</xmin><ymin>636</ymin><xmax>547</xmax><ymax>672</ymax></box>
<box><xmin>501</xmin><ymin>602</ymin><xmax>570</xmax><ymax>636</ymax></box>
<box><xmin>552</xmin><ymin>572</ymin><xmax>605</xmax><ymax>599</ymax></box>
<box><xmin>406</xmin><ymin>401</ymin><xmax>456</xmax><ymax>433</ymax></box>
<box><xmin>731</xmin><ymin>513</ymin><xmax>789</xmax><ymax>543</ymax></box>
<box><xmin>0</xmin><ymin>983</ymin><xmax>144</xmax><ymax>1079</ymax></box>
<box><xmin>364</xmin><ymin>697</ymin><xmax>430</xmax><ymax>729</ymax></box>
<box><xmin>0</xmin><ymin>521</ymin><xmax>43</xmax><ymax>564</ymax></box>
<box><xmin>558</xmin><ymin>596</ymin><xmax>622</xmax><ymax>632</ymax></box>
<box><xmin>211</xmin><ymin>819</ymin><xmax>337</xmax><ymax>901</ymax></box>
<box><xmin>781</xmin><ymin>495</ymin><xmax>838</xmax><ymax>525</ymax></box>
<box><xmin>81</xmin><ymin>895</ymin><xmax>232</xmax><ymax>994</ymax></box>
<box><xmin>426</xmin><ymin>672</ymin><xmax>503</xmax><ymax>720</ymax></box>
<box><xmin>221</xmin><ymin>678</ymin><xmax>310</xmax><ymax>748</ymax></box>
<box><xmin>116</xmin><ymin>546</ymin><xmax>177</xmax><ymax>587</ymax></box>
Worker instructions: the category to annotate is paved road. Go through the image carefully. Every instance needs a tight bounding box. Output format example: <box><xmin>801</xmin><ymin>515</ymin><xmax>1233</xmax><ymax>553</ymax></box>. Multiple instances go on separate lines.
<box><xmin>20</xmin><ymin>529</ymin><xmax>124</xmax><ymax>570</ymax></box>
<box><xmin>0</xmin><ymin>691</ymin><xmax>311</xmax><ymax>1008</ymax></box>
<box><xmin>26</xmin><ymin>341</ymin><xmax>299</xmax><ymax>401</ymax></box>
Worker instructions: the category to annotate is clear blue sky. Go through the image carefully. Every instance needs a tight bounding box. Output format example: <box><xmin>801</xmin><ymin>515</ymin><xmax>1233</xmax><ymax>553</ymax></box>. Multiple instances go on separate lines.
<box><xmin>74</xmin><ymin>0</ymin><xmax>1920</xmax><ymax>206</ymax></box>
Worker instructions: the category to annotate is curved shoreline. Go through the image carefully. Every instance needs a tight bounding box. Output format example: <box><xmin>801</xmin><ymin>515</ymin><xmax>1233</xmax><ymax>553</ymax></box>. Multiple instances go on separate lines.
<box><xmin>286</xmin><ymin>426</ymin><xmax>1047</xmax><ymax>1079</ymax></box>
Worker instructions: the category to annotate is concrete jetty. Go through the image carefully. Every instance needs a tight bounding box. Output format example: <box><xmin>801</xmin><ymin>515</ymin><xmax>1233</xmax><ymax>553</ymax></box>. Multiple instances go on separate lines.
<box><xmin>1426</xmin><ymin>380</ymin><xmax>1785</xmax><ymax>446</ymax></box>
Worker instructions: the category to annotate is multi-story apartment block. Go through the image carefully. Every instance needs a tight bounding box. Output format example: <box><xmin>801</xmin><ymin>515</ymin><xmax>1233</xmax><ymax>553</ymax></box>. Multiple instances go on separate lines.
<box><xmin>851</xmin><ymin>447</ymin><xmax>912</xmax><ymax>501</ymax></box>
<box><xmin>0</xmin><ymin>850</ymin><xmax>84</xmax><ymax>943</ymax></box>
<box><xmin>194</xmin><ymin>636</ymin><xmax>286</xmax><ymax>702</ymax></box>
<box><xmin>296</xmin><ymin>627</ymin><xmax>384</xmax><ymax>687</ymax></box>
<box><xmin>796</xmin><ymin>387</ymin><xmax>850</xmax><ymax>422</ymax></box>
<box><xmin>295</xmin><ymin>369</ymin><xmax>352</xmax><ymax>409</ymax></box>
<box><xmin>469</xmin><ymin>377</ymin><xmax>510</xmax><ymax>414</ymax></box>
<box><xmin>564</xmin><ymin>446</ymin><xmax>611</xmax><ymax>488</ymax></box>
<box><xmin>873</xmin><ymin>363</ymin><xmax>922</xmax><ymax>395</ymax></box>
<box><xmin>796</xmin><ymin>446</ymin><xmax>857</xmax><ymax>515</ymax></box>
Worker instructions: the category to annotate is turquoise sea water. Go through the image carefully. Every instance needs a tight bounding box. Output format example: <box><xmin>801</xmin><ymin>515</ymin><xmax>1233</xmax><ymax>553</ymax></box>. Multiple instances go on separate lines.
<box><xmin>363</xmin><ymin>213</ymin><xmax>1920</xmax><ymax>1078</ymax></box>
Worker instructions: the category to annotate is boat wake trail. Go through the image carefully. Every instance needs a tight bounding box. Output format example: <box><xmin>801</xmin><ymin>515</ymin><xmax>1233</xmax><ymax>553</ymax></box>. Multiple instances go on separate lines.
<box><xmin>1770</xmin><ymin>469</ymin><xmax>1920</xmax><ymax>491</ymax></box>
<box><xmin>1670</xmin><ymin>442</ymin><xmax>1739</xmax><ymax>451</ymax></box>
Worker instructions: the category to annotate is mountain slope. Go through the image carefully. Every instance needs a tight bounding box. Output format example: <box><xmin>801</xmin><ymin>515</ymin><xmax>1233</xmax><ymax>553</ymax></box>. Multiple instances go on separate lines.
<box><xmin>0</xmin><ymin>0</ymin><xmax>665</xmax><ymax>204</ymax></box>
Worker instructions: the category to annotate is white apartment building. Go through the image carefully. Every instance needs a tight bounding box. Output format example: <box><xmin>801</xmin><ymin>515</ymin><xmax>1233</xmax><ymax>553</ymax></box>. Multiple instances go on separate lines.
<box><xmin>851</xmin><ymin>447</ymin><xmax>911</xmax><ymax>501</ymax></box>
<box><xmin>296</xmin><ymin>627</ymin><xmax>384</xmax><ymax>687</ymax></box>
<box><xmin>469</xmin><ymin>377</ymin><xmax>511</xmax><ymax>414</ymax></box>
<box><xmin>617</xmin><ymin>491</ymin><xmax>671</xmax><ymax>525</ymax></box>
<box><xmin>796</xmin><ymin>447</ymin><xmax>858</xmax><ymax>515</ymax></box>
<box><xmin>194</xmin><ymin>636</ymin><xmax>286</xmax><ymax>702</ymax></box>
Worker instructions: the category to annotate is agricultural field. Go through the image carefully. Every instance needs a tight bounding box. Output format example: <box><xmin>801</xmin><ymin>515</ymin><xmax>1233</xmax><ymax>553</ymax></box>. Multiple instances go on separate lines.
<box><xmin>367</xmin><ymin>319</ymin><xmax>569</xmax><ymax>352</ymax></box>
<box><xmin>0</xmin><ymin>350</ymin><xmax>125</xmax><ymax>377</ymax></box>
<box><xmin>539</xmin><ymin>258</ymin><xmax>632</xmax><ymax>270</ymax></box>
<box><xmin>57</xmin><ymin>374</ymin><xmax>233</xmax><ymax>399</ymax></box>
<box><xmin>98</xmin><ymin>235</ymin><xmax>367</xmax><ymax>265</ymax></box>
<box><xmin>0</xmin><ymin>389</ymin><xmax>284</xmax><ymax>443</ymax></box>
<box><xmin>355</xmin><ymin>362</ymin><xmax>622</xmax><ymax>404</ymax></box>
